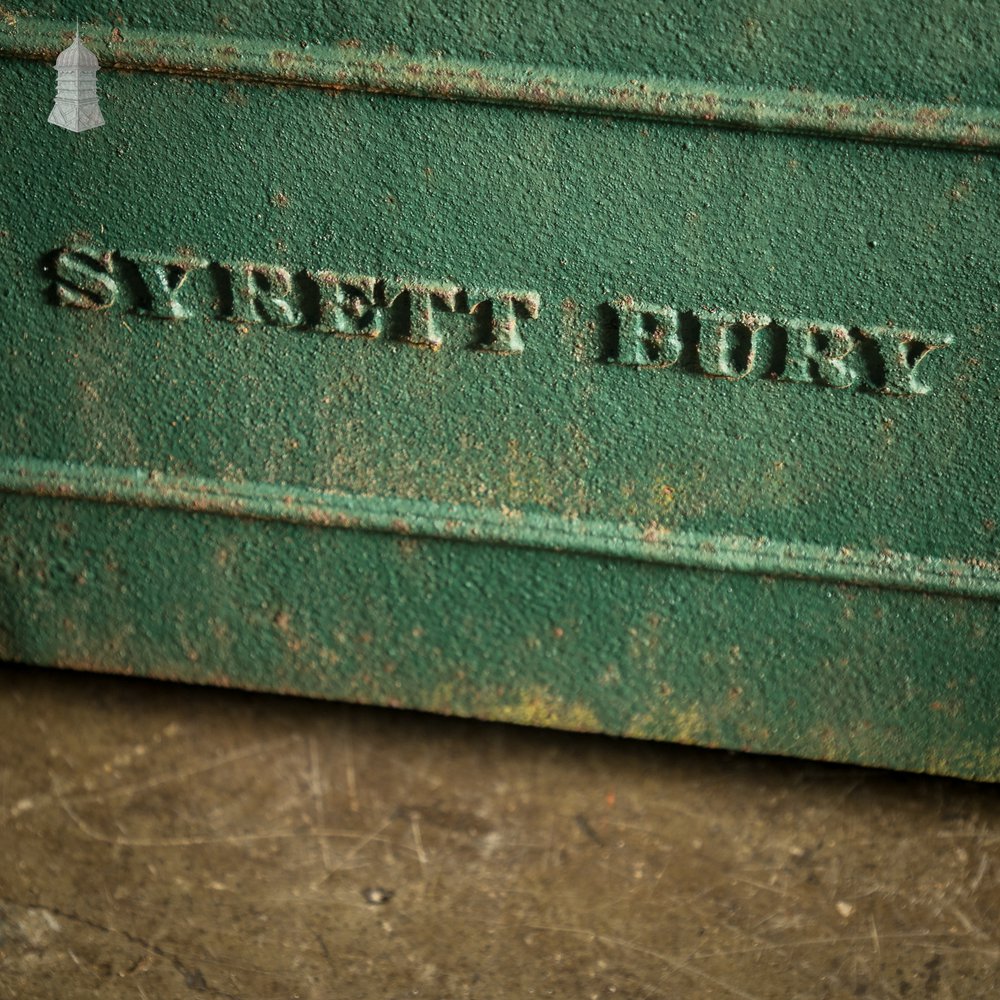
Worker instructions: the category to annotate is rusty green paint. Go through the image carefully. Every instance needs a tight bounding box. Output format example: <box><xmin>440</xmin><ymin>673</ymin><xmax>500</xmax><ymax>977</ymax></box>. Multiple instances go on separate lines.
<box><xmin>3</xmin><ymin>18</ymin><xmax>1000</xmax><ymax>151</ymax></box>
<box><xmin>1</xmin><ymin>4</ymin><xmax>999</xmax><ymax>780</ymax></box>
<box><xmin>3</xmin><ymin>458</ymin><xmax>1000</xmax><ymax>599</ymax></box>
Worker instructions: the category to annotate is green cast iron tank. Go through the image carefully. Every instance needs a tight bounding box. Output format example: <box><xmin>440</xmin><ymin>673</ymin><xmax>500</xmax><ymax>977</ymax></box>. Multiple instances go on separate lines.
<box><xmin>1</xmin><ymin>3</ymin><xmax>997</xmax><ymax>779</ymax></box>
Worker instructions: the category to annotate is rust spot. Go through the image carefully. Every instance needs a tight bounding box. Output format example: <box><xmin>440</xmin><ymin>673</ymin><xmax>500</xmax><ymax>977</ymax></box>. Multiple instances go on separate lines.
<box><xmin>948</xmin><ymin>178</ymin><xmax>971</xmax><ymax>202</ymax></box>
<box><xmin>914</xmin><ymin>106</ymin><xmax>946</xmax><ymax>128</ymax></box>
<box><xmin>867</xmin><ymin>118</ymin><xmax>899</xmax><ymax>139</ymax></box>
<box><xmin>642</xmin><ymin>521</ymin><xmax>667</xmax><ymax>544</ymax></box>
<box><xmin>222</xmin><ymin>85</ymin><xmax>247</xmax><ymax>106</ymax></box>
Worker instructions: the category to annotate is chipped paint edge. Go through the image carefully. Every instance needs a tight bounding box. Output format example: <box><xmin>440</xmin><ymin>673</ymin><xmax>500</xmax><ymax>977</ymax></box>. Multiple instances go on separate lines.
<box><xmin>2</xmin><ymin>455</ymin><xmax>998</xmax><ymax>600</ymax></box>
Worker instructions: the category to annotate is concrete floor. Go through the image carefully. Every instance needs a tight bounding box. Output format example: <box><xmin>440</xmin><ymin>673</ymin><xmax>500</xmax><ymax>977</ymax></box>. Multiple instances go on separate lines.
<box><xmin>0</xmin><ymin>663</ymin><xmax>998</xmax><ymax>999</ymax></box>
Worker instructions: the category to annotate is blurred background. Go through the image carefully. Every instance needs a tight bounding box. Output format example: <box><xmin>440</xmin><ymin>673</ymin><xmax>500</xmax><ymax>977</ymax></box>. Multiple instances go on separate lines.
<box><xmin>1</xmin><ymin>662</ymin><xmax>998</xmax><ymax>998</ymax></box>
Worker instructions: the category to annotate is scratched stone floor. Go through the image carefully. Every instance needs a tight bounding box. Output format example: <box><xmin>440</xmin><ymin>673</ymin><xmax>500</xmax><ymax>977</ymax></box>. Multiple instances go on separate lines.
<box><xmin>0</xmin><ymin>664</ymin><xmax>998</xmax><ymax>999</ymax></box>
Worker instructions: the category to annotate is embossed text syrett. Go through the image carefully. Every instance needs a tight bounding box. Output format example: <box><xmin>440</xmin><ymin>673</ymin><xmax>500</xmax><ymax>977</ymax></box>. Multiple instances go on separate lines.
<box><xmin>48</xmin><ymin>246</ymin><xmax>951</xmax><ymax>396</ymax></box>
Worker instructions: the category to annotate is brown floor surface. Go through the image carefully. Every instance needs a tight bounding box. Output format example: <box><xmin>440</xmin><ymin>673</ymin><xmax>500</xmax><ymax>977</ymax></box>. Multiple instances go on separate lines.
<box><xmin>0</xmin><ymin>662</ymin><xmax>998</xmax><ymax>999</ymax></box>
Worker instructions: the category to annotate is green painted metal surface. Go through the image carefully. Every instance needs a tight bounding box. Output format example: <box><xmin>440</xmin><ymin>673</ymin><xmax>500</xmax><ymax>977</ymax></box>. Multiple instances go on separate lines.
<box><xmin>1</xmin><ymin>4</ymin><xmax>997</xmax><ymax>780</ymax></box>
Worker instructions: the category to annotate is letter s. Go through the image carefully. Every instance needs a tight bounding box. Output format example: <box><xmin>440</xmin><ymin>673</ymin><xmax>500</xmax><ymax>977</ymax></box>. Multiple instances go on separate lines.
<box><xmin>50</xmin><ymin>247</ymin><xmax>117</xmax><ymax>309</ymax></box>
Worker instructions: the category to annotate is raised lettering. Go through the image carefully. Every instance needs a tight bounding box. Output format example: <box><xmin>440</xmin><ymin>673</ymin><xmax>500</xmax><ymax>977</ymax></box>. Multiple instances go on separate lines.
<box><xmin>45</xmin><ymin>242</ymin><xmax>953</xmax><ymax>397</ymax></box>
<box><xmin>780</xmin><ymin>318</ymin><xmax>857</xmax><ymax>389</ymax></box>
<box><xmin>310</xmin><ymin>271</ymin><xmax>382</xmax><ymax>337</ymax></box>
<box><xmin>383</xmin><ymin>280</ymin><xmax>460</xmax><ymax>348</ymax></box>
<box><xmin>223</xmin><ymin>261</ymin><xmax>302</xmax><ymax>327</ymax></box>
<box><xmin>50</xmin><ymin>247</ymin><xmax>116</xmax><ymax>309</ymax></box>
<box><xmin>857</xmin><ymin>327</ymin><xmax>952</xmax><ymax>395</ymax></box>
<box><xmin>610</xmin><ymin>299</ymin><xmax>681</xmax><ymax>366</ymax></box>
<box><xmin>128</xmin><ymin>254</ymin><xmax>209</xmax><ymax>320</ymax></box>
<box><xmin>468</xmin><ymin>290</ymin><xmax>541</xmax><ymax>354</ymax></box>
<box><xmin>697</xmin><ymin>311</ymin><xmax>770</xmax><ymax>379</ymax></box>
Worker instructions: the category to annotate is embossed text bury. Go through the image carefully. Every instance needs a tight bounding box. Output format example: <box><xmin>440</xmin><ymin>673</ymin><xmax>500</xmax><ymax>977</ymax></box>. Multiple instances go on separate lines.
<box><xmin>48</xmin><ymin>246</ymin><xmax>951</xmax><ymax>395</ymax></box>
